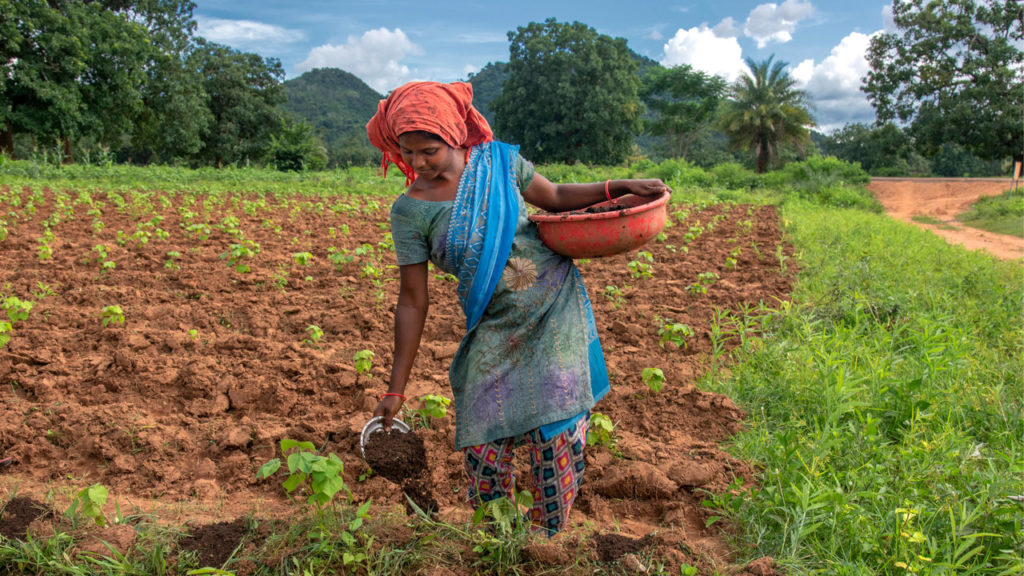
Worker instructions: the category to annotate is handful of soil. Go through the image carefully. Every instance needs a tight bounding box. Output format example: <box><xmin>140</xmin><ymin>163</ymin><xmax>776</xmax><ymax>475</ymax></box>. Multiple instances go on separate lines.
<box><xmin>363</xmin><ymin>429</ymin><xmax>439</xmax><ymax>517</ymax></box>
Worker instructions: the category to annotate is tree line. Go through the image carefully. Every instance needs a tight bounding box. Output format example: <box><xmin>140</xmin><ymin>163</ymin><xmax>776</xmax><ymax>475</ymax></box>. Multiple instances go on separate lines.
<box><xmin>2</xmin><ymin>1</ymin><xmax>1020</xmax><ymax>175</ymax></box>
<box><xmin>0</xmin><ymin>0</ymin><xmax>309</xmax><ymax>168</ymax></box>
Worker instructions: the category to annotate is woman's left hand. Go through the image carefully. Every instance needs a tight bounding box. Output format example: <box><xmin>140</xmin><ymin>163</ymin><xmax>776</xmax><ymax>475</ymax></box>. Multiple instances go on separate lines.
<box><xmin>621</xmin><ymin>179</ymin><xmax>672</xmax><ymax>197</ymax></box>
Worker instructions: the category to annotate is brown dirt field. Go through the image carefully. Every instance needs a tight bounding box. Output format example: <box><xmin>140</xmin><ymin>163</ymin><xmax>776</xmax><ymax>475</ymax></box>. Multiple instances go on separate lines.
<box><xmin>0</xmin><ymin>185</ymin><xmax>792</xmax><ymax>574</ymax></box>
<box><xmin>867</xmin><ymin>177</ymin><xmax>1023</xmax><ymax>261</ymax></box>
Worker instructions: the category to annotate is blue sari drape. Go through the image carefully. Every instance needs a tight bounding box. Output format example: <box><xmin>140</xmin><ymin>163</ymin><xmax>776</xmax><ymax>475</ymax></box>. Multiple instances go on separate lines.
<box><xmin>444</xmin><ymin>142</ymin><xmax>609</xmax><ymax>440</ymax></box>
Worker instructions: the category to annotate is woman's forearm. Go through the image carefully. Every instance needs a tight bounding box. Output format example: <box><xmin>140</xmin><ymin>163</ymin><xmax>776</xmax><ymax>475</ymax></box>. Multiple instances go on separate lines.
<box><xmin>388</xmin><ymin>298</ymin><xmax>427</xmax><ymax>394</ymax></box>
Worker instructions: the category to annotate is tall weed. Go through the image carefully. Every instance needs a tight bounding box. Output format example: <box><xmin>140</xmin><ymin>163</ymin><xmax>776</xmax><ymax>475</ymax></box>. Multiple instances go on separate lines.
<box><xmin>705</xmin><ymin>200</ymin><xmax>1023</xmax><ymax>574</ymax></box>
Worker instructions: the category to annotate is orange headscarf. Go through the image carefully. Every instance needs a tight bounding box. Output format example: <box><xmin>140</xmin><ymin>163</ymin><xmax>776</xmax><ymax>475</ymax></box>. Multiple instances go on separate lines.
<box><xmin>366</xmin><ymin>81</ymin><xmax>493</xmax><ymax>185</ymax></box>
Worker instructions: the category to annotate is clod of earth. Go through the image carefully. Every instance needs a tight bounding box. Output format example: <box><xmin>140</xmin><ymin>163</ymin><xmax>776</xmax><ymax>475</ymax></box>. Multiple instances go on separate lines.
<box><xmin>363</xmin><ymin>429</ymin><xmax>428</xmax><ymax>483</ymax></box>
<box><xmin>178</xmin><ymin>518</ymin><xmax>250</xmax><ymax>569</ymax></box>
<box><xmin>0</xmin><ymin>496</ymin><xmax>51</xmax><ymax>540</ymax></box>
<box><xmin>363</xmin><ymin>429</ymin><xmax>437</xmax><ymax>516</ymax></box>
<box><xmin>593</xmin><ymin>532</ymin><xmax>656</xmax><ymax>563</ymax></box>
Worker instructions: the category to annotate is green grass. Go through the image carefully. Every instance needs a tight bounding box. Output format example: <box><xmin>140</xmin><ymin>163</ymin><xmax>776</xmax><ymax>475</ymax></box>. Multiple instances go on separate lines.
<box><xmin>703</xmin><ymin>199</ymin><xmax>1023</xmax><ymax>575</ymax></box>
<box><xmin>911</xmin><ymin>214</ymin><xmax>960</xmax><ymax>230</ymax></box>
<box><xmin>958</xmin><ymin>186</ymin><xmax>1024</xmax><ymax>238</ymax></box>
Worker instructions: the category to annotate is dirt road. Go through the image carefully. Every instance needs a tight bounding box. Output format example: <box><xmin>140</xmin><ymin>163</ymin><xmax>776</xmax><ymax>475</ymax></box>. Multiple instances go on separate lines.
<box><xmin>867</xmin><ymin>177</ymin><xmax>1023</xmax><ymax>261</ymax></box>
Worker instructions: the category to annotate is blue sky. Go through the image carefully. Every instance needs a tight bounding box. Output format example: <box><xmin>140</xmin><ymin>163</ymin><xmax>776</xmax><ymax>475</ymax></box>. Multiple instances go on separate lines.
<box><xmin>193</xmin><ymin>0</ymin><xmax>898</xmax><ymax>132</ymax></box>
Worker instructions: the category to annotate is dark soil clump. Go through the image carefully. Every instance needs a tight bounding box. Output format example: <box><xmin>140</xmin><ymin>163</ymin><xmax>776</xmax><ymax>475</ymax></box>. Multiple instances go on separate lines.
<box><xmin>364</xmin><ymin>429</ymin><xmax>427</xmax><ymax>483</ymax></box>
<box><xmin>0</xmin><ymin>496</ymin><xmax>51</xmax><ymax>540</ymax></box>
<box><xmin>179</xmin><ymin>518</ymin><xmax>248</xmax><ymax>568</ymax></box>
<box><xmin>593</xmin><ymin>532</ymin><xmax>655</xmax><ymax>562</ymax></box>
<box><xmin>363</xmin><ymin>429</ymin><xmax>437</xmax><ymax>517</ymax></box>
<box><xmin>402</xmin><ymin>476</ymin><xmax>439</xmax><ymax>517</ymax></box>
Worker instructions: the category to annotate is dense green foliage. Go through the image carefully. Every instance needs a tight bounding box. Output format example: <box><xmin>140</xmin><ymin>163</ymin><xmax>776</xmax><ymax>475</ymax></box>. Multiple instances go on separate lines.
<box><xmin>707</xmin><ymin>201</ymin><xmax>1023</xmax><ymax>574</ymax></box>
<box><xmin>640</xmin><ymin>65</ymin><xmax>727</xmax><ymax>160</ymax></box>
<box><xmin>0</xmin><ymin>0</ymin><xmax>288</xmax><ymax>168</ymax></box>
<box><xmin>466</xmin><ymin>62</ymin><xmax>509</xmax><ymax>132</ymax></box>
<box><xmin>493</xmin><ymin>19</ymin><xmax>642</xmax><ymax>165</ymax></box>
<box><xmin>279</xmin><ymin>68</ymin><xmax>382</xmax><ymax>167</ymax></box>
<box><xmin>718</xmin><ymin>57</ymin><xmax>814</xmax><ymax>173</ymax></box>
<box><xmin>864</xmin><ymin>0</ymin><xmax>1023</xmax><ymax>162</ymax></box>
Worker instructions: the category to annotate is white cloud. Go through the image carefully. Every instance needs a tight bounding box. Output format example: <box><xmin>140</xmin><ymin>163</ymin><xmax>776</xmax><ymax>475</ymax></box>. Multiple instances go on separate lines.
<box><xmin>463</xmin><ymin>63</ymin><xmax>481</xmax><ymax>77</ymax></box>
<box><xmin>661</xmin><ymin>26</ymin><xmax>747</xmax><ymax>82</ymax></box>
<box><xmin>713</xmin><ymin>17</ymin><xmax>740</xmax><ymax>38</ymax></box>
<box><xmin>196</xmin><ymin>16</ymin><xmax>304</xmax><ymax>51</ymax></box>
<box><xmin>744</xmin><ymin>0</ymin><xmax>814</xmax><ymax>48</ymax></box>
<box><xmin>296</xmin><ymin>28</ymin><xmax>423</xmax><ymax>93</ymax></box>
<box><xmin>791</xmin><ymin>31</ymin><xmax>878</xmax><ymax>132</ymax></box>
<box><xmin>882</xmin><ymin>5</ymin><xmax>897</xmax><ymax>33</ymax></box>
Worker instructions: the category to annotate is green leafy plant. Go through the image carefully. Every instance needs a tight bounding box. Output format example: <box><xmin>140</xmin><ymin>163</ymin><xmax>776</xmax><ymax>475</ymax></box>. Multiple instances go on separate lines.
<box><xmin>603</xmin><ymin>284</ymin><xmax>628</xmax><ymax>308</ymax></box>
<box><xmin>700</xmin><ymin>476</ymin><xmax>745</xmax><ymax>528</ymax></box>
<box><xmin>656</xmin><ymin>317</ymin><xmax>695</xmax><ymax>349</ymax></box>
<box><xmin>407</xmin><ymin>394</ymin><xmax>451</xmax><ymax>429</ymax></box>
<box><xmin>303</xmin><ymin>324</ymin><xmax>324</xmax><ymax>347</ymax></box>
<box><xmin>1</xmin><ymin>296</ymin><xmax>34</xmax><ymax>347</ymax></box>
<box><xmin>641</xmin><ymin>367</ymin><xmax>666</xmax><ymax>394</ymax></box>
<box><xmin>89</xmin><ymin>244</ymin><xmax>116</xmax><ymax>274</ymax></box>
<box><xmin>165</xmin><ymin>251</ymin><xmax>181</xmax><ymax>270</ymax></box>
<box><xmin>626</xmin><ymin>251</ymin><xmax>654</xmax><ymax>279</ymax></box>
<box><xmin>587</xmin><ymin>412</ymin><xmax>618</xmax><ymax>452</ymax></box>
<box><xmin>471</xmin><ymin>490</ymin><xmax>534</xmax><ymax>574</ymax></box>
<box><xmin>100</xmin><ymin>304</ymin><xmax>125</xmax><ymax>327</ymax></box>
<box><xmin>220</xmin><ymin>240</ymin><xmax>260</xmax><ymax>273</ymax></box>
<box><xmin>353</xmin><ymin>349</ymin><xmax>374</xmax><ymax>377</ymax></box>
<box><xmin>256</xmin><ymin>438</ymin><xmax>350</xmax><ymax>509</ymax></box>
<box><xmin>65</xmin><ymin>483</ymin><xmax>109</xmax><ymax>527</ymax></box>
<box><xmin>292</xmin><ymin>251</ymin><xmax>313</xmax><ymax>266</ymax></box>
<box><xmin>686</xmin><ymin>271</ymin><xmax>719</xmax><ymax>296</ymax></box>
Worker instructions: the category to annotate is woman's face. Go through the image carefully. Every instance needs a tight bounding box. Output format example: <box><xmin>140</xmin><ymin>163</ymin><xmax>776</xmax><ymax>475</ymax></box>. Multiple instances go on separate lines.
<box><xmin>398</xmin><ymin>132</ymin><xmax>457</xmax><ymax>181</ymax></box>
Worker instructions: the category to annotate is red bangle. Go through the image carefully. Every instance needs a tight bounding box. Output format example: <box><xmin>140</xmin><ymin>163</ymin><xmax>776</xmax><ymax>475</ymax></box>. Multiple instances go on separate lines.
<box><xmin>605</xmin><ymin>180</ymin><xmax>614</xmax><ymax>203</ymax></box>
<box><xmin>381</xmin><ymin>393</ymin><xmax>406</xmax><ymax>401</ymax></box>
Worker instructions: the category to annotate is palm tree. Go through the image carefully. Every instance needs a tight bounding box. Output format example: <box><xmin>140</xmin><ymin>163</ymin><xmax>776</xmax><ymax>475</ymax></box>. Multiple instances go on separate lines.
<box><xmin>718</xmin><ymin>56</ymin><xmax>815</xmax><ymax>173</ymax></box>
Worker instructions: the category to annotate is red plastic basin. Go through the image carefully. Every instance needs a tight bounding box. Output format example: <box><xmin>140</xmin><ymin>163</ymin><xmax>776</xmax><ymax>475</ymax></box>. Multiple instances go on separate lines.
<box><xmin>528</xmin><ymin>191</ymin><xmax>671</xmax><ymax>258</ymax></box>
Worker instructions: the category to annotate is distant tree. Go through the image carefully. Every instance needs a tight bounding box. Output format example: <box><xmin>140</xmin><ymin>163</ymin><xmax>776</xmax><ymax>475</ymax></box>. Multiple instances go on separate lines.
<box><xmin>466</xmin><ymin>62</ymin><xmax>508</xmax><ymax>131</ymax></box>
<box><xmin>640</xmin><ymin>65</ymin><xmax>727</xmax><ymax>160</ymax></box>
<box><xmin>718</xmin><ymin>56</ymin><xmax>814</xmax><ymax>173</ymax></box>
<box><xmin>819</xmin><ymin>122</ymin><xmax>918</xmax><ymax>175</ymax></box>
<box><xmin>270</xmin><ymin>118</ymin><xmax>327</xmax><ymax>171</ymax></box>
<box><xmin>0</xmin><ymin>0</ymin><xmax>202</xmax><ymax>162</ymax></box>
<box><xmin>863</xmin><ymin>0</ymin><xmax>1023</xmax><ymax>162</ymax></box>
<box><xmin>126</xmin><ymin>0</ymin><xmax>212</xmax><ymax>163</ymax></box>
<box><xmin>188</xmin><ymin>40</ymin><xmax>286</xmax><ymax>167</ymax></box>
<box><xmin>493</xmin><ymin>18</ymin><xmax>642</xmax><ymax>165</ymax></box>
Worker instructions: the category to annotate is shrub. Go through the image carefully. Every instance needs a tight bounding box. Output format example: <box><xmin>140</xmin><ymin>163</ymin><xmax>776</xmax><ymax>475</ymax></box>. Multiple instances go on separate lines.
<box><xmin>710</xmin><ymin>162</ymin><xmax>761</xmax><ymax>190</ymax></box>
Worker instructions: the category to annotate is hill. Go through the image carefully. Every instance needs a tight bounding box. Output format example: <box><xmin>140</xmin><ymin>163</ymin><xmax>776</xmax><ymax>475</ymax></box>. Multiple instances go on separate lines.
<box><xmin>280</xmin><ymin>68</ymin><xmax>382</xmax><ymax>166</ymax></box>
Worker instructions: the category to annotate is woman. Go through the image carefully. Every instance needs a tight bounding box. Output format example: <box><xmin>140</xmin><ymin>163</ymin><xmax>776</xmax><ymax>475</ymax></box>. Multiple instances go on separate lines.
<box><xmin>366</xmin><ymin>81</ymin><xmax>670</xmax><ymax>535</ymax></box>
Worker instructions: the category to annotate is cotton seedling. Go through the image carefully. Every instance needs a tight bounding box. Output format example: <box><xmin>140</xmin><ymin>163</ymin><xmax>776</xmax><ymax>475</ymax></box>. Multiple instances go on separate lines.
<box><xmin>303</xmin><ymin>324</ymin><xmax>324</xmax><ymax>347</ymax></box>
<box><xmin>0</xmin><ymin>296</ymin><xmax>34</xmax><ymax>348</ymax></box>
<box><xmin>100</xmin><ymin>305</ymin><xmax>125</xmax><ymax>327</ymax></box>
<box><xmin>292</xmin><ymin>251</ymin><xmax>313</xmax><ymax>266</ymax></box>
<box><xmin>353</xmin><ymin>349</ymin><xmax>374</xmax><ymax>377</ymax></box>
<box><xmin>408</xmin><ymin>394</ymin><xmax>451</xmax><ymax>429</ymax></box>
<box><xmin>656</xmin><ymin>317</ymin><xmax>695</xmax><ymax>349</ymax></box>
<box><xmin>627</xmin><ymin>251</ymin><xmax>654</xmax><ymax>279</ymax></box>
<box><xmin>256</xmin><ymin>438</ymin><xmax>349</xmax><ymax>509</ymax></box>
<box><xmin>642</xmin><ymin>367</ymin><xmax>666</xmax><ymax>394</ymax></box>
<box><xmin>587</xmin><ymin>412</ymin><xmax>619</xmax><ymax>452</ymax></box>
<box><xmin>65</xmin><ymin>483</ymin><xmax>109</xmax><ymax>528</ymax></box>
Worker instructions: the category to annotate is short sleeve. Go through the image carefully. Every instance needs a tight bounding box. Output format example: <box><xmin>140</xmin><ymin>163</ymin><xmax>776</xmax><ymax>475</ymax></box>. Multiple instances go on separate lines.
<box><xmin>390</xmin><ymin>201</ymin><xmax>431</xmax><ymax>266</ymax></box>
<box><xmin>515</xmin><ymin>155</ymin><xmax>535</xmax><ymax>193</ymax></box>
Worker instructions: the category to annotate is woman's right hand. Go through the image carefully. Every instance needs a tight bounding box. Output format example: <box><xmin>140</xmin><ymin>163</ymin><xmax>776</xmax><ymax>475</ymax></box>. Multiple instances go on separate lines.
<box><xmin>373</xmin><ymin>395</ymin><xmax>405</xmax><ymax>432</ymax></box>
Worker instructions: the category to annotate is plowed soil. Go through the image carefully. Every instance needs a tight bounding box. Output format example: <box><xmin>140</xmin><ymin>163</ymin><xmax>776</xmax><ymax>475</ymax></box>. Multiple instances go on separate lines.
<box><xmin>867</xmin><ymin>177</ymin><xmax>1022</xmax><ymax>261</ymax></box>
<box><xmin>0</xmin><ymin>185</ymin><xmax>792</xmax><ymax>573</ymax></box>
